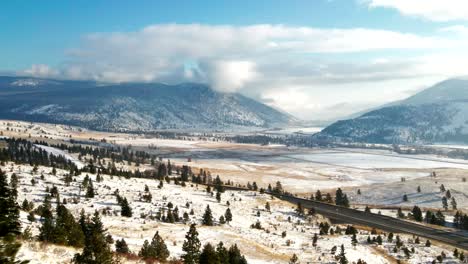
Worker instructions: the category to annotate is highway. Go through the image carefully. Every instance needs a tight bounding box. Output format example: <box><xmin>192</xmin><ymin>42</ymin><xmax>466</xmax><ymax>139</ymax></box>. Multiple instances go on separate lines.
<box><xmin>211</xmin><ymin>184</ymin><xmax>468</xmax><ymax>250</ymax></box>
<box><xmin>276</xmin><ymin>194</ymin><xmax>468</xmax><ymax>250</ymax></box>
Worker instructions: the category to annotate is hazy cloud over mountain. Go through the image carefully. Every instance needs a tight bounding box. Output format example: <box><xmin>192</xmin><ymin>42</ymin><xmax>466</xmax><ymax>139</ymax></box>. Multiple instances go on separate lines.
<box><xmin>17</xmin><ymin>12</ymin><xmax>468</xmax><ymax>121</ymax></box>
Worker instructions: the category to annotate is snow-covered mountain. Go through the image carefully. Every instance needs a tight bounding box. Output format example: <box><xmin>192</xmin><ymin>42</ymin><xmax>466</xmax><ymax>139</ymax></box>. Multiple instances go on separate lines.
<box><xmin>0</xmin><ymin>76</ymin><xmax>296</xmax><ymax>131</ymax></box>
<box><xmin>315</xmin><ymin>78</ymin><xmax>468</xmax><ymax>144</ymax></box>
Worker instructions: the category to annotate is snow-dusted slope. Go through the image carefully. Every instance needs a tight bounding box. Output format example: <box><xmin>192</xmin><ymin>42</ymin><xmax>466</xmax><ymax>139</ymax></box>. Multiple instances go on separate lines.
<box><xmin>316</xmin><ymin>78</ymin><xmax>468</xmax><ymax>144</ymax></box>
<box><xmin>0</xmin><ymin>76</ymin><xmax>296</xmax><ymax>131</ymax></box>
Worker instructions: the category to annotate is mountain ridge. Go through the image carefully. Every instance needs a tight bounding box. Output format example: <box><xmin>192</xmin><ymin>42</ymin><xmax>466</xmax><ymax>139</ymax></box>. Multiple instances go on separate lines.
<box><xmin>0</xmin><ymin>76</ymin><xmax>297</xmax><ymax>132</ymax></box>
<box><xmin>314</xmin><ymin>78</ymin><xmax>468</xmax><ymax>144</ymax></box>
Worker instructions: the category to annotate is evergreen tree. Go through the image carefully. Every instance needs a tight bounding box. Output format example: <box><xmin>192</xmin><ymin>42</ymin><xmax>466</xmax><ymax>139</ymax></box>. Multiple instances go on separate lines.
<box><xmin>265</xmin><ymin>202</ymin><xmax>271</xmax><ymax>212</ymax></box>
<box><xmin>228</xmin><ymin>244</ymin><xmax>247</xmax><ymax>264</ymax></box>
<box><xmin>182</xmin><ymin>224</ymin><xmax>201</xmax><ymax>264</ymax></box>
<box><xmin>202</xmin><ymin>206</ymin><xmax>214</xmax><ymax>226</ymax></box>
<box><xmin>224</xmin><ymin>208</ymin><xmax>232</xmax><ymax>223</ymax></box>
<box><xmin>216</xmin><ymin>191</ymin><xmax>221</xmax><ymax>203</ymax></box>
<box><xmin>397</xmin><ymin>208</ymin><xmax>405</xmax><ymax>218</ymax></box>
<box><xmin>451</xmin><ymin>197</ymin><xmax>457</xmax><ymax>210</ymax></box>
<box><xmin>296</xmin><ymin>202</ymin><xmax>304</xmax><ymax>216</ymax></box>
<box><xmin>335</xmin><ymin>190</ymin><xmax>349</xmax><ymax>207</ymax></box>
<box><xmin>0</xmin><ymin>169</ymin><xmax>25</xmax><ymax>264</ymax></box>
<box><xmin>403</xmin><ymin>194</ymin><xmax>408</xmax><ymax>202</ymax></box>
<box><xmin>315</xmin><ymin>190</ymin><xmax>322</xmax><ymax>201</ymax></box>
<box><xmin>85</xmin><ymin>179</ymin><xmax>95</xmax><ymax>198</ymax></box>
<box><xmin>425</xmin><ymin>239</ymin><xmax>431</xmax><ymax>247</ymax></box>
<box><xmin>199</xmin><ymin>243</ymin><xmax>219</xmax><ymax>264</ymax></box>
<box><xmin>412</xmin><ymin>206</ymin><xmax>423</xmax><ymax>222</ymax></box>
<box><xmin>216</xmin><ymin>242</ymin><xmax>229</xmax><ymax>264</ymax></box>
<box><xmin>38</xmin><ymin>195</ymin><xmax>55</xmax><ymax>242</ymax></box>
<box><xmin>351</xmin><ymin>234</ymin><xmax>358</xmax><ymax>247</ymax></box>
<box><xmin>73</xmin><ymin>211</ymin><xmax>114</xmax><ymax>264</ymax></box>
<box><xmin>289</xmin><ymin>253</ymin><xmax>299</xmax><ymax>264</ymax></box>
<box><xmin>115</xmin><ymin>239</ymin><xmax>129</xmax><ymax>254</ymax></box>
<box><xmin>339</xmin><ymin>244</ymin><xmax>348</xmax><ymax>264</ymax></box>
<box><xmin>442</xmin><ymin>197</ymin><xmax>448</xmax><ymax>210</ymax></box>
<box><xmin>219</xmin><ymin>215</ymin><xmax>226</xmax><ymax>224</ymax></box>
<box><xmin>120</xmin><ymin>197</ymin><xmax>132</xmax><ymax>217</ymax></box>
<box><xmin>139</xmin><ymin>231</ymin><xmax>170</xmax><ymax>262</ymax></box>
<box><xmin>55</xmin><ymin>203</ymin><xmax>85</xmax><ymax>247</ymax></box>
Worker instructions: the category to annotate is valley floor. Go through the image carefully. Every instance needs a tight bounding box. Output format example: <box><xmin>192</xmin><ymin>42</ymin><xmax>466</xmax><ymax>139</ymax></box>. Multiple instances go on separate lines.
<box><xmin>1</xmin><ymin>119</ymin><xmax>468</xmax><ymax>263</ymax></box>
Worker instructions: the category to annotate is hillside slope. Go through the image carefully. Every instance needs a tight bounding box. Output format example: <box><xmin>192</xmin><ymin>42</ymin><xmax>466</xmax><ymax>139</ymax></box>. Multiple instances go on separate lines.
<box><xmin>315</xmin><ymin>79</ymin><xmax>468</xmax><ymax>144</ymax></box>
<box><xmin>0</xmin><ymin>76</ymin><xmax>295</xmax><ymax>131</ymax></box>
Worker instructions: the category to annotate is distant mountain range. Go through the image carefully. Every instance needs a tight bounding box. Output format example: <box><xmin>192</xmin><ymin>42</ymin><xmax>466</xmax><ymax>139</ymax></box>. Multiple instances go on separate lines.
<box><xmin>315</xmin><ymin>78</ymin><xmax>468</xmax><ymax>144</ymax></box>
<box><xmin>0</xmin><ymin>76</ymin><xmax>296</xmax><ymax>132</ymax></box>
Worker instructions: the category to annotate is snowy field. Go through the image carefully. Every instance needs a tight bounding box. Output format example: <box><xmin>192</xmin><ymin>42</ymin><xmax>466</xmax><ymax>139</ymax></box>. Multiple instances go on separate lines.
<box><xmin>347</xmin><ymin>168</ymin><xmax>468</xmax><ymax>210</ymax></box>
<box><xmin>287</xmin><ymin>151</ymin><xmax>468</xmax><ymax>170</ymax></box>
<box><xmin>10</xmin><ymin>163</ymin><xmax>463</xmax><ymax>264</ymax></box>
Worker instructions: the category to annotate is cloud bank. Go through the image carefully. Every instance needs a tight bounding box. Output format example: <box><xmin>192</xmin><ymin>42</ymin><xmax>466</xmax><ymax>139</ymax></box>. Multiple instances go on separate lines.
<box><xmin>364</xmin><ymin>0</ymin><xmax>468</xmax><ymax>21</ymax></box>
<box><xmin>19</xmin><ymin>24</ymin><xmax>468</xmax><ymax>121</ymax></box>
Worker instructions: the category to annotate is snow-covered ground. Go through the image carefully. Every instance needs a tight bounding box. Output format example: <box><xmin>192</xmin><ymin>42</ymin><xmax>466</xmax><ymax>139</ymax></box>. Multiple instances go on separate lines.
<box><xmin>348</xmin><ymin>168</ymin><xmax>468</xmax><ymax>210</ymax></box>
<box><xmin>288</xmin><ymin>151</ymin><xmax>468</xmax><ymax>170</ymax></box>
<box><xmin>9</xmin><ymin>163</ymin><xmax>462</xmax><ymax>263</ymax></box>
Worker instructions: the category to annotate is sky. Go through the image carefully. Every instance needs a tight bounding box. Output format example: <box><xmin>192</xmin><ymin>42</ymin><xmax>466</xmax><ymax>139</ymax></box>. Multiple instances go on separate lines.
<box><xmin>2</xmin><ymin>0</ymin><xmax>468</xmax><ymax>121</ymax></box>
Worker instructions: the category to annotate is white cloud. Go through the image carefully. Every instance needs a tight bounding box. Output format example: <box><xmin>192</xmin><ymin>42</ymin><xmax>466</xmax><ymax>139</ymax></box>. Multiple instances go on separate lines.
<box><xmin>364</xmin><ymin>0</ymin><xmax>468</xmax><ymax>21</ymax></box>
<box><xmin>22</xmin><ymin>64</ymin><xmax>58</xmax><ymax>78</ymax></box>
<box><xmin>203</xmin><ymin>60</ymin><xmax>257</xmax><ymax>92</ymax></box>
<box><xmin>20</xmin><ymin>24</ymin><xmax>468</xmax><ymax>121</ymax></box>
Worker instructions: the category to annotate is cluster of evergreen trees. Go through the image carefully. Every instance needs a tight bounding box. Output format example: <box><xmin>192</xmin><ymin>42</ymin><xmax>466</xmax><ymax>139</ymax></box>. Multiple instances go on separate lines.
<box><xmin>0</xmin><ymin>168</ymin><xmax>26</xmax><ymax>263</ymax></box>
<box><xmin>335</xmin><ymin>188</ymin><xmax>350</xmax><ymax>208</ymax></box>
<box><xmin>454</xmin><ymin>211</ymin><xmax>468</xmax><ymax>230</ymax></box>
<box><xmin>182</xmin><ymin>224</ymin><xmax>247</xmax><ymax>264</ymax></box>
<box><xmin>38</xmin><ymin>194</ymin><xmax>85</xmax><ymax>247</ymax></box>
<box><xmin>0</xmin><ymin>138</ymin><xmax>78</xmax><ymax>170</ymax></box>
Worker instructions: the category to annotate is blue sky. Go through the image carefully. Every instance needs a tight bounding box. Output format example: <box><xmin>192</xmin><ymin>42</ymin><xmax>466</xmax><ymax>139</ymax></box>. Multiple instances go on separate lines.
<box><xmin>2</xmin><ymin>0</ymin><xmax>468</xmax><ymax>120</ymax></box>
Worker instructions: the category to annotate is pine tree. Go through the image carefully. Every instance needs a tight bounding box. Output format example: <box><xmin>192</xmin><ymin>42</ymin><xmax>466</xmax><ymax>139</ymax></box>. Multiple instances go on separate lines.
<box><xmin>451</xmin><ymin>197</ymin><xmax>457</xmax><ymax>210</ymax></box>
<box><xmin>199</xmin><ymin>243</ymin><xmax>219</xmax><ymax>264</ymax></box>
<box><xmin>412</xmin><ymin>206</ymin><xmax>423</xmax><ymax>222</ymax></box>
<box><xmin>364</xmin><ymin>206</ymin><xmax>371</xmax><ymax>213</ymax></box>
<box><xmin>120</xmin><ymin>197</ymin><xmax>132</xmax><ymax>217</ymax></box>
<box><xmin>425</xmin><ymin>239</ymin><xmax>431</xmax><ymax>247</ymax></box>
<box><xmin>224</xmin><ymin>208</ymin><xmax>232</xmax><ymax>223</ymax></box>
<box><xmin>216</xmin><ymin>242</ymin><xmax>229</xmax><ymax>264</ymax></box>
<box><xmin>312</xmin><ymin>233</ymin><xmax>318</xmax><ymax>247</ymax></box>
<box><xmin>265</xmin><ymin>202</ymin><xmax>271</xmax><ymax>212</ymax></box>
<box><xmin>115</xmin><ymin>239</ymin><xmax>130</xmax><ymax>254</ymax></box>
<box><xmin>202</xmin><ymin>206</ymin><xmax>214</xmax><ymax>226</ymax></box>
<box><xmin>397</xmin><ymin>208</ymin><xmax>405</xmax><ymax>218</ymax></box>
<box><xmin>216</xmin><ymin>191</ymin><xmax>221</xmax><ymax>203</ymax></box>
<box><xmin>442</xmin><ymin>197</ymin><xmax>448</xmax><ymax>210</ymax></box>
<box><xmin>403</xmin><ymin>194</ymin><xmax>408</xmax><ymax>202</ymax></box>
<box><xmin>440</xmin><ymin>184</ymin><xmax>446</xmax><ymax>192</ymax></box>
<box><xmin>73</xmin><ymin>211</ymin><xmax>114</xmax><ymax>264</ymax></box>
<box><xmin>336</xmin><ymin>188</ymin><xmax>344</xmax><ymax>206</ymax></box>
<box><xmin>296</xmin><ymin>202</ymin><xmax>304</xmax><ymax>216</ymax></box>
<box><xmin>315</xmin><ymin>190</ymin><xmax>322</xmax><ymax>201</ymax></box>
<box><xmin>0</xmin><ymin>169</ymin><xmax>25</xmax><ymax>264</ymax></box>
<box><xmin>182</xmin><ymin>224</ymin><xmax>201</xmax><ymax>264</ymax></box>
<box><xmin>351</xmin><ymin>234</ymin><xmax>358</xmax><ymax>247</ymax></box>
<box><xmin>339</xmin><ymin>244</ymin><xmax>348</xmax><ymax>264</ymax></box>
<box><xmin>219</xmin><ymin>215</ymin><xmax>226</xmax><ymax>224</ymax></box>
<box><xmin>38</xmin><ymin>195</ymin><xmax>55</xmax><ymax>242</ymax></box>
<box><xmin>139</xmin><ymin>231</ymin><xmax>170</xmax><ymax>261</ymax></box>
<box><xmin>228</xmin><ymin>244</ymin><xmax>247</xmax><ymax>264</ymax></box>
<box><xmin>85</xmin><ymin>179</ymin><xmax>95</xmax><ymax>198</ymax></box>
<box><xmin>289</xmin><ymin>253</ymin><xmax>299</xmax><ymax>264</ymax></box>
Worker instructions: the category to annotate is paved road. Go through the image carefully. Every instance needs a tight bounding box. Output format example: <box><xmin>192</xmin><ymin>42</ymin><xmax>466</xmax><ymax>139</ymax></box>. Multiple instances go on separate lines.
<box><xmin>277</xmin><ymin>194</ymin><xmax>468</xmax><ymax>250</ymax></box>
<box><xmin>211</xmin><ymin>184</ymin><xmax>468</xmax><ymax>250</ymax></box>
